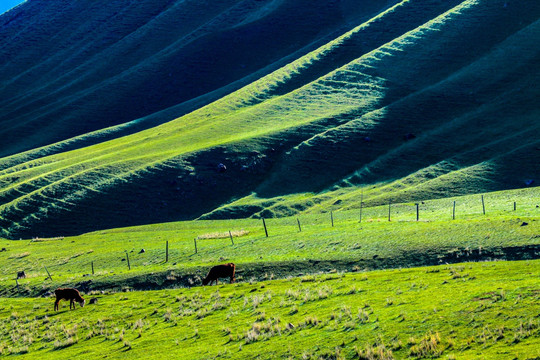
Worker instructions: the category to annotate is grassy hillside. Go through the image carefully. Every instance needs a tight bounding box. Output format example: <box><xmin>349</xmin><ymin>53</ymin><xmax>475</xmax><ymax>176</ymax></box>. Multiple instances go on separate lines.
<box><xmin>0</xmin><ymin>260</ymin><xmax>539</xmax><ymax>359</ymax></box>
<box><xmin>2</xmin><ymin>2</ymin><xmax>539</xmax><ymax>358</ymax></box>
<box><xmin>0</xmin><ymin>188</ymin><xmax>538</xmax><ymax>358</ymax></box>
<box><xmin>0</xmin><ymin>0</ymin><xmax>398</xmax><ymax>157</ymax></box>
<box><xmin>1</xmin><ymin>0</ymin><xmax>539</xmax><ymax>238</ymax></box>
<box><xmin>1</xmin><ymin>187</ymin><xmax>538</xmax><ymax>296</ymax></box>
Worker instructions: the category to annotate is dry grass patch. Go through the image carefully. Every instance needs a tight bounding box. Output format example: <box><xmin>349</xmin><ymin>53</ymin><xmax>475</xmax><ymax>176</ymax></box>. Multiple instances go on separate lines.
<box><xmin>196</xmin><ymin>230</ymin><xmax>249</xmax><ymax>240</ymax></box>
<box><xmin>409</xmin><ymin>331</ymin><xmax>444</xmax><ymax>358</ymax></box>
<box><xmin>8</xmin><ymin>252</ymin><xmax>30</xmax><ymax>259</ymax></box>
<box><xmin>30</xmin><ymin>237</ymin><xmax>64</xmax><ymax>242</ymax></box>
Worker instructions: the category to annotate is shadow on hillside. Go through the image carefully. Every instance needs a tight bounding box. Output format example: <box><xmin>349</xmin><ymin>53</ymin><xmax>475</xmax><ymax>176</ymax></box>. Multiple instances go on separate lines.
<box><xmin>0</xmin><ymin>0</ymin><xmax>396</xmax><ymax>157</ymax></box>
<box><xmin>255</xmin><ymin>0</ymin><xmax>540</xmax><ymax>199</ymax></box>
<box><xmin>3</xmin><ymin>244</ymin><xmax>539</xmax><ymax>297</ymax></box>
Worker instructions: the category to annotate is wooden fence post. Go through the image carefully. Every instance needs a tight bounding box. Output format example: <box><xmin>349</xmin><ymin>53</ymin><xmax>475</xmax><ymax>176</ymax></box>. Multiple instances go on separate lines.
<box><xmin>514</xmin><ymin>201</ymin><xmax>516</xmax><ymax>211</ymax></box>
<box><xmin>91</xmin><ymin>261</ymin><xmax>94</xmax><ymax>275</ymax></box>
<box><xmin>229</xmin><ymin>231</ymin><xmax>234</xmax><ymax>245</ymax></box>
<box><xmin>359</xmin><ymin>190</ymin><xmax>364</xmax><ymax>223</ymax></box>
<box><xmin>331</xmin><ymin>211</ymin><xmax>334</xmax><ymax>227</ymax></box>
<box><xmin>416</xmin><ymin>203</ymin><xmax>419</xmax><ymax>221</ymax></box>
<box><xmin>482</xmin><ymin>195</ymin><xmax>485</xmax><ymax>215</ymax></box>
<box><xmin>15</xmin><ymin>278</ymin><xmax>20</xmax><ymax>293</ymax></box>
<box><xmin>388</xmin><ymin>201</ymin><xmax>392</xmax><ymax>222</ymax></box>
<box><xmin>262</xmin><ymin>218</ymin><xmax>268</xmax><ymax>238</ymax></box>
<box><xmin>166</xmin><ymin>241</ymin><xmax>169</xmax><ymax>263</ymax></box>
<box><xmin>125</xmin><ymin>251</ymin><xmax>131</xmax><ymax>270</ymax></box>
<box><xmin>297</xmin><ymin>218</ymin><xmax>302</xmax><ymax>232</ymax></box>
<box><xmin>453</xmin><ymin>201</ymin><xmax>456</xmax><ymax>220</ymax></box>
<box><xmin>194</xmin><ymin>238</ymin><xmax>198</xmax><ymax>254</ymax></box>
<box><xmin>44</xmin><ymin>266</ymin><xmax>53</xmax><ymax>281</ymax></box>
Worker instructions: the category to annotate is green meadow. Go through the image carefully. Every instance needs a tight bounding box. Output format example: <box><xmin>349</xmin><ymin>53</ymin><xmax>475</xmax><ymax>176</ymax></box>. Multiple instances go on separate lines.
<box><xmin>0</xmin><ymin>260</ymin><xmax>538</xmax><ymax>359</ymax></box>
<box><xmin>0</xmin><ymin>188</ymin><xmax>538</xmax><ymax>358</ymax></box>
<box><xmin>1</xmin><ymin>187</ymin><xmax>538</xmax><ymax>296</ymax></box>
<box><xmin>1</xmin><ymin>0</ymin><xmax>540</xmax><ymax>358</ymax></box>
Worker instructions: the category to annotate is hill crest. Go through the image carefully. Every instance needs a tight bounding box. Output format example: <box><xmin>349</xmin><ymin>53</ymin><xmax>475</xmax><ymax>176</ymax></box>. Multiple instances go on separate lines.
<box><xmin>0</xmin><ymin>0</ymin><xmax>539</xmax><ymax>238</ymax></box>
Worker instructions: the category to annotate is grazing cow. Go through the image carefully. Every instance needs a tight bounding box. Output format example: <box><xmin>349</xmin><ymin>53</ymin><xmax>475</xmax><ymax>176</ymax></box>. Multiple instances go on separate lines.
<box><xmin>17</xmin><ymin>271</ymin><xmax>26</xmax><ymax>279</ymax></box>
<box><xmin>54</xmin><ymin>288</ymin><xmax>85</xmax><ymax>311</ymax></box>
<box><xmin>202</xmin><ymin>263</ymin><xmax>235</xmax><ymax>285</ymax></box>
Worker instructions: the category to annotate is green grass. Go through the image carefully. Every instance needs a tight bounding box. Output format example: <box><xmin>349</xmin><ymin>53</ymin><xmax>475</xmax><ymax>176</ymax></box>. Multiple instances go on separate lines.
<box><xmin>0</xmin><ymin>260</ymin><xmax>538</xmax><ymax>359</ymax></box>
<box><xmin>1</xmin><ymin>0</ymin><xmax>539</xmax><ymax>238</ymax></box>
<box><xmin>1</xmin><ymin>187</ymin><xmax>538</xmax><ymax>296</ymax></box>
<box><xmin>1</xmin><ymin>0</ymin><xmax>399</xmax><ymax>157</ymax></box>
<box><xmin>2</xmin><ymin>2</ymin><xmax>539</xmax><ymax>358</ymax></box>
<box><xmin>0</xmin><ymin>188</ymin><xmax>538</xmax><ymax>358</ymax></box>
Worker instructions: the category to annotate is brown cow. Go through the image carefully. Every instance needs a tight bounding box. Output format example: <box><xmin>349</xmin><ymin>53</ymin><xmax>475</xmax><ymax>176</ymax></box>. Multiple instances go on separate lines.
<box><xmin>202</xmin><ymin>263</ymin><xmax>235</xmax><ymax>285</ymax></box>
<box><xmin>54</xmin><ymin>288</ymin><xmax>85</xmax><ymax>311</ymax></box>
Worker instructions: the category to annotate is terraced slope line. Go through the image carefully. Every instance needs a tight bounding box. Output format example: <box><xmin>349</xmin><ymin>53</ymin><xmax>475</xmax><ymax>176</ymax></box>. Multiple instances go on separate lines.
<box><xmin>1</xmin><ymin>0</ymin><xmax>539</xmax><ymax>238</ymax></box>
<box><xmin>0</xmin><ymin>0</ymin><xmax>397</xmax><ymax>157</ymax></box>
<box><xmin>200</xmin><ymin>0</ymin><xmax>540</xmax><ymax>218</ymax></box>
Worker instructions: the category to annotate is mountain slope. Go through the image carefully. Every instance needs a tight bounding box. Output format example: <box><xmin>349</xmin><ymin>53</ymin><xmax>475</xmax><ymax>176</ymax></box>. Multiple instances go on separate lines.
<box><xmin>0</xmin><ymin>0</ymin><xmax>539</xmax><ymax>238</ymax></box>
<box><xmin>0</xmin><ymin>0</ymin><xmax>397</xmax><ymax>157</ymax></box>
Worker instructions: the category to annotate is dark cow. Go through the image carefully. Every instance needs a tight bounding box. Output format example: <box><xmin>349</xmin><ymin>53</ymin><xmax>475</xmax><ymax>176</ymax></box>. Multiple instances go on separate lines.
<box><xmin>54</xmin><ymin>288</ymin><xmax>85</xmax><ymax>311</ymax></box>
<box><xmin>217</xmin><ymin>163</ymin><xmax>227</xmax><ymax>173</ymax></box>
<box><xmin>17</xmin><ymin>271</ymin><xmax>26</xmax><ymax>279</ymax></box>
<box><xmin>202</xmin><ymin>263</ymin><xmax>236</xmax><ymax>285</ymax></box>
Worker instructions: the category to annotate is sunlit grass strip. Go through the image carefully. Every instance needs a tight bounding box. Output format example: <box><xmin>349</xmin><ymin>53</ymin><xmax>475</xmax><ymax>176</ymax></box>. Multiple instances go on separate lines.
<box><xmin>0</xmin><ymin>260</ymin><xmax>538</xmax><ymax>359</ymax></box>
<box><xmin>196</xmin><ymin>230</ymin><xmax>249</xmax><ymax>240</ymax></box>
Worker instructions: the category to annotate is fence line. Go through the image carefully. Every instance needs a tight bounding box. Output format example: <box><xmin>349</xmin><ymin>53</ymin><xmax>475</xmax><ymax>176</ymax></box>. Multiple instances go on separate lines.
<box><xmin>15</xmin><ymin>195</ymin><xmax>537</xmax><ymax>276</ymax></box>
